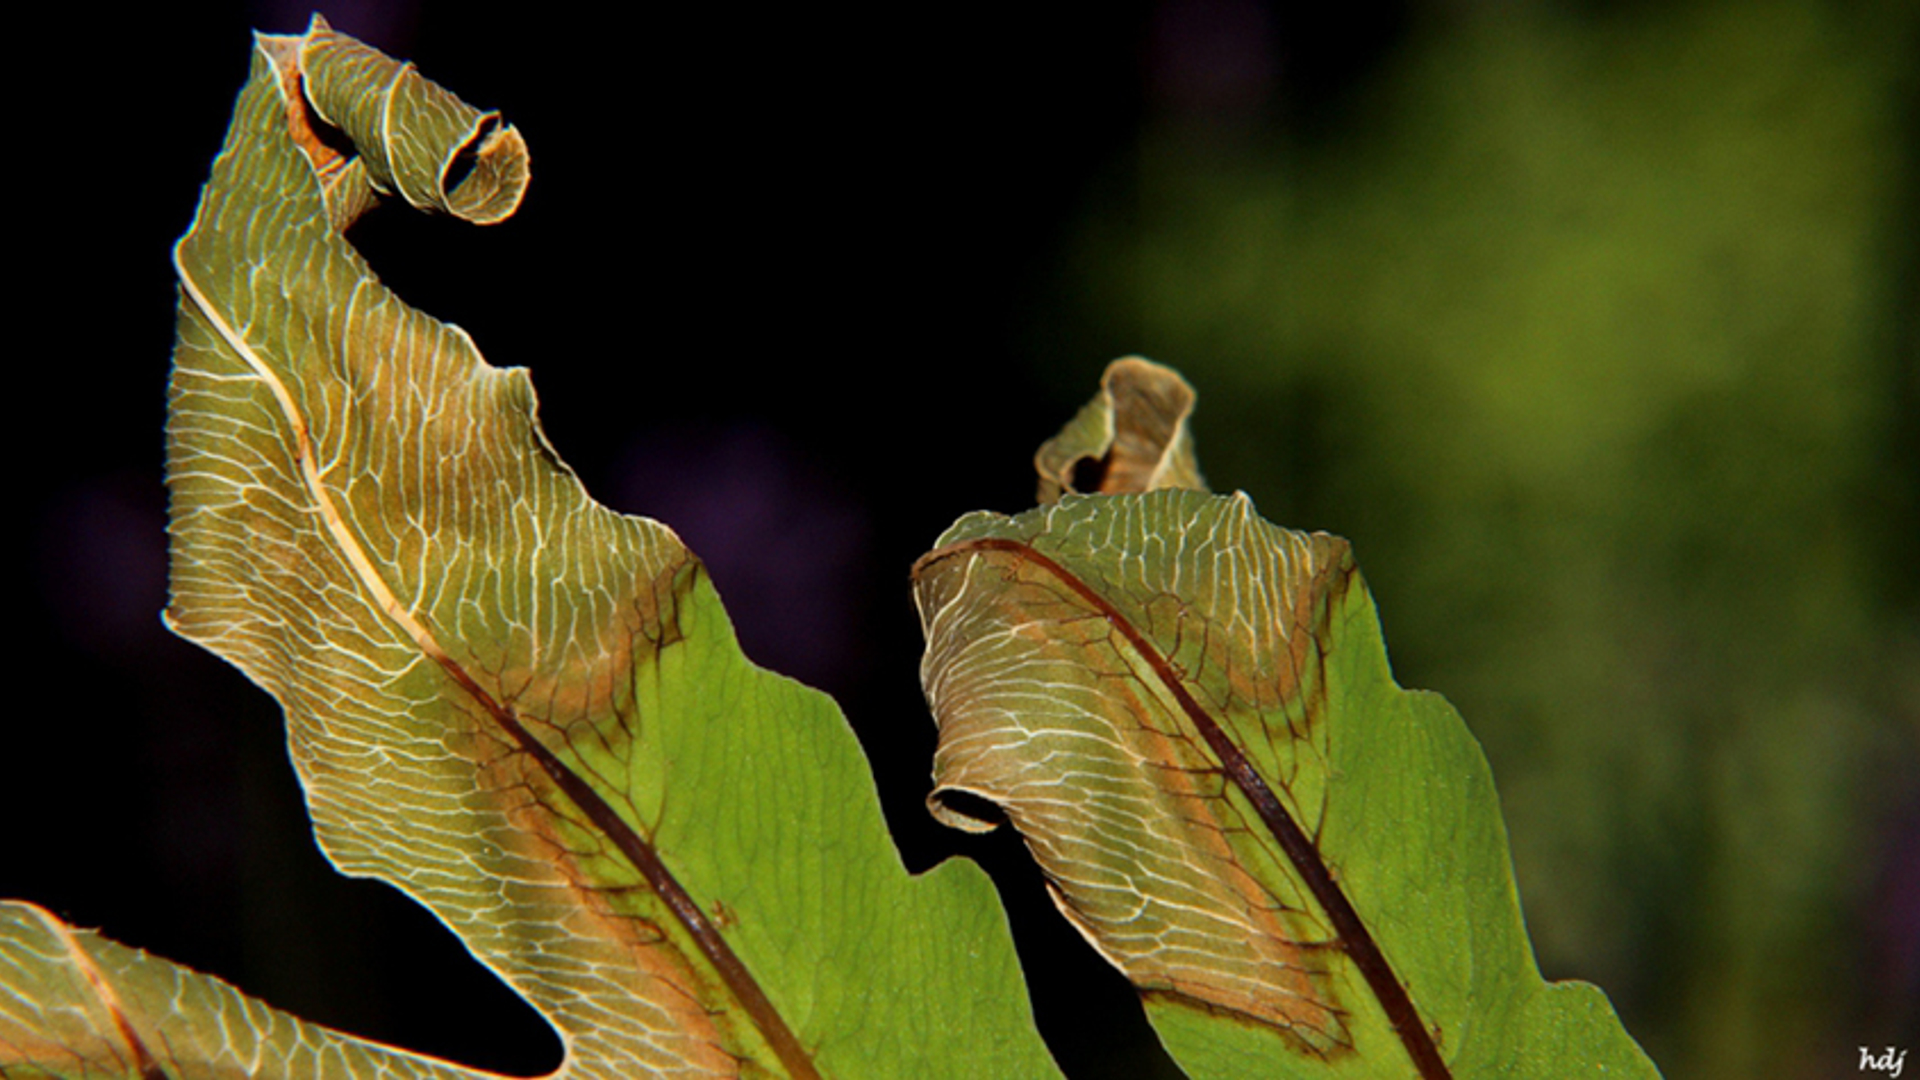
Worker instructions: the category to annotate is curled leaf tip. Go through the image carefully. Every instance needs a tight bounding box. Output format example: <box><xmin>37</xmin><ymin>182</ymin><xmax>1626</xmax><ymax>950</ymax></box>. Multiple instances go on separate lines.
<box><xmin>1035</xmin><ymin>356</ymin><xmax>1208</xmax><ymax>503</ymax></box>
<box><xmin>251</xmin><ymin>16</ymin><xmax>529</xmax><ymax>232</ymax></box>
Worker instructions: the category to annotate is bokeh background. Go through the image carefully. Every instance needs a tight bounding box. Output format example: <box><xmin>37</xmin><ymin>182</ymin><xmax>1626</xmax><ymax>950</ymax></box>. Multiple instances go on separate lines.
<box><xmin>15</xmin><ymin>2</ymin><xmax>1915</xmax><ymax>1077</ymax></box>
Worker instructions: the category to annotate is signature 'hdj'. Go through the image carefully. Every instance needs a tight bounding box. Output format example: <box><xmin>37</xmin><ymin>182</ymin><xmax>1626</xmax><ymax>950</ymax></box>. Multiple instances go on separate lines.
<box><xmin>1862</xmin><ymin>1047</ymin><xmax>1909</xmax><ymax>1078</ymax></box>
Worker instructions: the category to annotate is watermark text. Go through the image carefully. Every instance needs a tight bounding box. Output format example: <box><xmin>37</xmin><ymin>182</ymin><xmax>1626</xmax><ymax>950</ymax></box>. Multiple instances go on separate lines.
<box><xmin>1861</xmin><ymin>1046</ymin><xmax>1909</xmax><ymax>1078</ymax></box>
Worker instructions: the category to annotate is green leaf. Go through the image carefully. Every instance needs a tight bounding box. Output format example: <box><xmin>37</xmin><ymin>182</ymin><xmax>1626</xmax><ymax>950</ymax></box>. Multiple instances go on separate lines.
<box><xmin>912</xmin><ymin>362</ymin><xmax>1659</xmax><ymax>1078</ymax></box>
<box><xmin>0</xmin><ymin>18</ymin><xmax>1058</xmax><ymax>1079</ymax></box>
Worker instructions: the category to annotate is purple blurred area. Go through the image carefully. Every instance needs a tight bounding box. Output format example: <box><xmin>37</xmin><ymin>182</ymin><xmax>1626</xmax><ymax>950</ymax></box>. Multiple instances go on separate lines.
<box><xmin>611</xmin><ymin>422</ymin><xmax>868</xmax><ymax>695</ymax></box>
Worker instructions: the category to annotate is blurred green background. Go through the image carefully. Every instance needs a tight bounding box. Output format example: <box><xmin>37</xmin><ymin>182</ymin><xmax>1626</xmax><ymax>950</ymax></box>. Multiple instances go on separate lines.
<box><xmin>1042</xmin><ymin>1</ymin><xmax>1918</xmax><ymax>1074</ymax></box>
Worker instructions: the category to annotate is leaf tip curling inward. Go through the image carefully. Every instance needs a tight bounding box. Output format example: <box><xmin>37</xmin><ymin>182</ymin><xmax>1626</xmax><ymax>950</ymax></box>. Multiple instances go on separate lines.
<box><xmin>1034</xmin><ymin>356</ymin><xmax>1208</xmax><ymax>503</ymax></box>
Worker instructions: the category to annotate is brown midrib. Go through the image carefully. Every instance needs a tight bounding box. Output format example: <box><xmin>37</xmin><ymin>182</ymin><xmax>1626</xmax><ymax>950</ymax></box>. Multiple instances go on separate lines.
<box><xmin>179</xmin><ymin>265</ymin><xmax>818</xmax><ymax>1077</ymax></box>
<box><xmin>926</xmin><ymin>536</ymin><xmax>1451</xmax><ymax>1080</ymax></box>
<box><xmin>426</xmin><ymin>638</ymin><xmax>823</xmax><ymax>1080</ymax></box>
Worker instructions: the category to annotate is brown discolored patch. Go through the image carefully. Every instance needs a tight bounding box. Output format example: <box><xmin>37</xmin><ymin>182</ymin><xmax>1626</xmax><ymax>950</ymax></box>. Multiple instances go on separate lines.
<box><xmin>916</xmin><ymin>530</ymin><xmax>1449</xmax><ymax>1077</ymax></box>
<box><xmin>259</xmin><ymin>34</ymin><xmax>350</xmax><ymax>187</ymax></box>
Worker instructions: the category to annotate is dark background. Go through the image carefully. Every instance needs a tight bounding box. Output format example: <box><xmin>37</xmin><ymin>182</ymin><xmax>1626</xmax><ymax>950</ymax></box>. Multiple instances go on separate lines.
<box><xmin>14</xmin><ymin>2</ymin><xmax>1916</xmax><ymax>1077</ymax></box>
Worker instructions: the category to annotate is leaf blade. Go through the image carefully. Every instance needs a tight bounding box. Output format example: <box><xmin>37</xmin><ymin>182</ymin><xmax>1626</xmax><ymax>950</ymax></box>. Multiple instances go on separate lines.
<box><xmin>1</xmin><ymin>17</ymin><xmax>1061</xmax><ymax>1080</ymax></box>
<box><xmin>913</xmin><ymin>364</ymin><xmax>1660</xmax><ymax>1078</ymax></box>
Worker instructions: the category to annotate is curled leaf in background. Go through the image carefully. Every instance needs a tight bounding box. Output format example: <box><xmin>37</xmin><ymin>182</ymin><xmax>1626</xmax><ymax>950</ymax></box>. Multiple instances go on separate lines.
<box><xmin>913</xmin><ymin>360</ymin><xmax>1661</xmax><ymax>1078</ymax></box>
